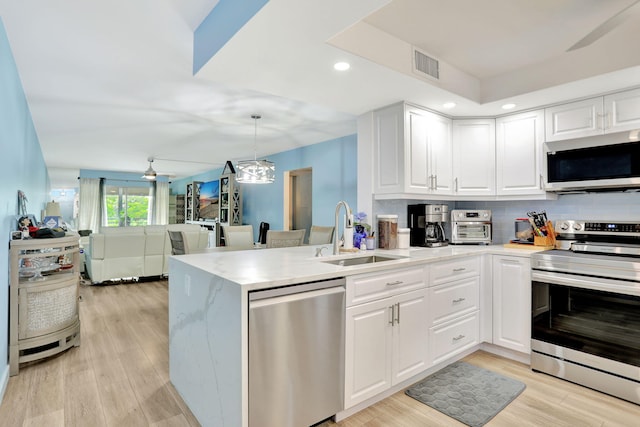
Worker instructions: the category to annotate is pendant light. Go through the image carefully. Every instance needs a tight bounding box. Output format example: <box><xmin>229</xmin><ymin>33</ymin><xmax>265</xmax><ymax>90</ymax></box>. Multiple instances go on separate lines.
<box><xmin>142</xmin><ymin>157</ymin><xmax>157</xmax><ymax>180</ymax></box>
<box><xmin>236</xmin><ymin>114</ymin><xmax>275</xmax><ymax>184</ymax></box>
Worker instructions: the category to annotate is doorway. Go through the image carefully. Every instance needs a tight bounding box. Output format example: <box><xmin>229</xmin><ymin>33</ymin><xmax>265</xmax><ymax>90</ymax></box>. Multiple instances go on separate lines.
<box><xmin>284</xmin><ymin>168</ymin><xmax>312</xmax><ymax>242</ymax></box>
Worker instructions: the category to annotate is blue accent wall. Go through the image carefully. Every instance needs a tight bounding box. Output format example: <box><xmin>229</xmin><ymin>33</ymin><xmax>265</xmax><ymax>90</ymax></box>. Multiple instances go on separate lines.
<box><xmin>0</xmin><ymin>18</ymin><xmax>50</xmax><ymax>394</ymax></box>
<box><xmin>171</xmin><ymin>135</ymin><xmax>358</xmax><ymax>241</ymax></box>
<box><xmin>193</xmin><ymin>0</ymin><xmax>269</xmax><ymax>73</ymax></box>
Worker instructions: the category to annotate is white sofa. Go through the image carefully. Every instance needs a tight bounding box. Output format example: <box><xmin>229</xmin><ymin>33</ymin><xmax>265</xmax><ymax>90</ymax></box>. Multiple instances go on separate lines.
<box><xmin>84</xmin><ymin>224</ymin><xmax>209</xmax><ymax>283</ymax></box>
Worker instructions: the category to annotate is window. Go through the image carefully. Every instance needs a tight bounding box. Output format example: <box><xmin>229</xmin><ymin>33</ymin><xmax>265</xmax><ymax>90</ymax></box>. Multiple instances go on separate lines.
<box><xmin>103</xmin><ymin>184</ymin><xmax>153</xmax><ymax>227</ymax></box>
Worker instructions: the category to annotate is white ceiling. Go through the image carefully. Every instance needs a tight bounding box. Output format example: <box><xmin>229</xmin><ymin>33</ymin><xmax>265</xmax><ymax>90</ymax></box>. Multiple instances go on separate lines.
<box><xmin>2</xmin><ymin>0</ymin><xmax>640</xmax><ymax>188</ymax></box>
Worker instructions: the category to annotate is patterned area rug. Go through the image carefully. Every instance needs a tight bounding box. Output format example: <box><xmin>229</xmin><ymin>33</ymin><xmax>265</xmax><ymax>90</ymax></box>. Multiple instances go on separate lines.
<box><xmin>405</xmin><ymin>361</ymin><xmax>526</xmax><ymax>427</ymax></box>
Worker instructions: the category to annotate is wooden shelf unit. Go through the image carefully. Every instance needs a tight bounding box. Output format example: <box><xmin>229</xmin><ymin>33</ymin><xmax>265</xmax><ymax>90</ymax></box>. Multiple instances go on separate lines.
<box><xmin>9</xmin><ymin>234</ymin><xmax>81</xmax><ymax>375</ymax></box>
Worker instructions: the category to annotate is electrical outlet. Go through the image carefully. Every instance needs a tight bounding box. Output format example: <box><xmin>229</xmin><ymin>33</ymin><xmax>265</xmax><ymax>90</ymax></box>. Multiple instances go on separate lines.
<box><xmin>185</xmin><ymin>274</ymin><xmax>191</xmax><ymax>297</ymax></box>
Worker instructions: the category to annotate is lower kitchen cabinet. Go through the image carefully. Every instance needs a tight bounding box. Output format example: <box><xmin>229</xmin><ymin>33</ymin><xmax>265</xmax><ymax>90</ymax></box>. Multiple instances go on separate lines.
<box><xmin>492</xmin><ymin>255</ymin><xmax>531</xmax><ymax>353</ymax></box>
<box><xmin>429</xmin><ymin>311</ymin><xmax>479</xmax><ymax>365</ymax></box>
<box><xmin>344</xmin><ymin>287</ymin><xmax>428</xmax><ymax>409</ymax></box>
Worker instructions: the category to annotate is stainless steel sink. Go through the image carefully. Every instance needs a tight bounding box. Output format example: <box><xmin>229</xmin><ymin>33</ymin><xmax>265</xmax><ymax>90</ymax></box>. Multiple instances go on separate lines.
<box><xmin>321</xmin><ymin>255</ymin><xmax>405</xmax><ymax>266</ymax></box>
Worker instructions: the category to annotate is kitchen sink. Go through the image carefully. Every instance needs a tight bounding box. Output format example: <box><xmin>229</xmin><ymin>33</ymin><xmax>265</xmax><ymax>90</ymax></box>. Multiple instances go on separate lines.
<box><xmin>321</xmin><ymin>255</ymin><xmax>406</xmax><ymax>266</ymax></box>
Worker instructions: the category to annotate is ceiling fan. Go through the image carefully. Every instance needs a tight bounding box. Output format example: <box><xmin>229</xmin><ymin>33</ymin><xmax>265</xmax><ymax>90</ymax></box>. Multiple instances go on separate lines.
<box><xmin>567</xmin><ymin>0</ymin><xmax>640</xmax><ymax>51</ymax></box>
<box><xmin>142</xmin><ymin>156</ymin><xmax>221</xmax><ymax>180</ymax></box>
<box><xmin>142</xmin><ymin>157</ymin><xmax>157</xmax><ymax>180</ymax></box>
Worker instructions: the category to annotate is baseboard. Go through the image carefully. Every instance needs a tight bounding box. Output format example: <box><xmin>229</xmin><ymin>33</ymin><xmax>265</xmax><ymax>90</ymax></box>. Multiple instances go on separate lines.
<box><xmin>0</xmin><ymin>363</ymin><xmax>9</xmax><ymax>406</ymax></box>
<box><xmin>480</xmin><ymin>342</ymin><xmax>531</xmax><ymax>365</ymax></box>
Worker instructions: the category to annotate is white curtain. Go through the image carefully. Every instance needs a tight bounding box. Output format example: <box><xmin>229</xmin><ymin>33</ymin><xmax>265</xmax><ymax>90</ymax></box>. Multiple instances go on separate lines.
<box><xmin>154</xmin><ymin>181</ymin><xmax>169</xmax><ymax>225</ymax></box>
<box><xmin>78</xmin><ymin>178</ymin><xmax>101</xmax><ymax>233</ymax></box>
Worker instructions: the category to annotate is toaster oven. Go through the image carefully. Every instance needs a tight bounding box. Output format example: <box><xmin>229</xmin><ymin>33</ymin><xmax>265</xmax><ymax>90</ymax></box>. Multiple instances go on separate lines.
<box><xmin>450</xmin><ymin>210</ymin><xmax>492</xmax><ymax>245</ymax></box>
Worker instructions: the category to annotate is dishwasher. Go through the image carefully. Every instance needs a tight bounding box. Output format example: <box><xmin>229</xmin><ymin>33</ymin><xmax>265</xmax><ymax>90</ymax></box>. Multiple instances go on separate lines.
<box><xmin>249</xmin><ymin>277</ymin><xmax>345</xmax><ymax>427</ymax></box>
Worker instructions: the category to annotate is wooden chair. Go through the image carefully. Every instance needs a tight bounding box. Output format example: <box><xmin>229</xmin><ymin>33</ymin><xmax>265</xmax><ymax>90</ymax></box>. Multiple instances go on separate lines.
<box><xmin>266</xmin><ymin>229</ymin><xmax>306</xmax><ymax>248</ymax></box>
<box><xmin>222</xmin><ymin>225</ymin><xmax>254</xmax><ymax>249</ymax></box>
<box><xmin>167</xmin><ymin>230</ymin><xmax>189</xmax><ymax>255</ymax></box>
<box><xmin>308</xmin><ymin>225</ymin><xmax>335</xmax><ymax>245</ymax></box>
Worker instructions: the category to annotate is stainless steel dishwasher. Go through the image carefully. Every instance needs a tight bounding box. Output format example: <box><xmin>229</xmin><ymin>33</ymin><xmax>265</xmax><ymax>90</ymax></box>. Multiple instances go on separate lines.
<box><xmin>249</xmin><ymin>277</ymin><xmax>345</xmax><ymax>427</ymax></box>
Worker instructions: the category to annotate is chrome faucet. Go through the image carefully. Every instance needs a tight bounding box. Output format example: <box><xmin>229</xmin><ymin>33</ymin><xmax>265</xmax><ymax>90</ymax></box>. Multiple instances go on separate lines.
<box><xmin>334</xmin><ymin>200</ymin><xmax>353</xmax><ymax>255</ymax></box>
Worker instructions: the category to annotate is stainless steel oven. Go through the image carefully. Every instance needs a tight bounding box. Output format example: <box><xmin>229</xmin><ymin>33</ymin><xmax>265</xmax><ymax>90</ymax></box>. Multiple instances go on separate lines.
<box><xmin>530</xmin><ymin>220</ymin><xmax>640</xmax><ymax>404</ymax></box>
<box><xmin>450</xmin><ymin>209</ymin><xmax>491</xmax><ymax>245</ymax></box>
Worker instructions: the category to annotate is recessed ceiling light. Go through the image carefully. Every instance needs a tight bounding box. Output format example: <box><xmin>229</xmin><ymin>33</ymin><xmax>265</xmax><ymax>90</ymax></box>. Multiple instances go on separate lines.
<box><xmin>333</xmin><ymin>62</ymin><xmax>350</xmax><ymax>71</ymax></box>
<box><xmin>443</xmin><ymin>102</ymin><xmax>456</xmax><ymax>109</ymax></box>
<box><xmin>502</xmin><ymin>103</ymin><xmax>516</xmax><ymax>110</ymax></box>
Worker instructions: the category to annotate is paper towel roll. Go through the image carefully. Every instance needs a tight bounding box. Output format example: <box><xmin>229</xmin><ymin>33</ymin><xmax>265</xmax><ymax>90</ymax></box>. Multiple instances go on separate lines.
<box><xmin>343</xmin><ymin>227</ymin><xmax>354</xmax><ymax>249</ymax></box>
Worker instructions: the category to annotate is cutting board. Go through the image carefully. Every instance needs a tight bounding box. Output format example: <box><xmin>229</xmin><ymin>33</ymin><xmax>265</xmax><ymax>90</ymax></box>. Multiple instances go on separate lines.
<box><xmin>503</xmin><ymin>243</ymin><xmax>555</xmax><ymax>250</ymax></box>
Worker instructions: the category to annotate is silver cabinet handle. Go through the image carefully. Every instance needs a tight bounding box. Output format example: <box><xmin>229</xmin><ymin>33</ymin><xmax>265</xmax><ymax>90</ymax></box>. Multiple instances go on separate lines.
<box><xmin>606</xmin><ymin>111</ymin><xmax>612</xmax><ymax>130</ymax></box>
<box><xmin>430</xmin><ymin>175</ymin><xmax>435</xmax><ymax>190</ymax></box>
<box><xmin>434</xmin><ymin>174</ymin><xmax>438</xmax><ymax>190</ymax></box>
<box><xmin>389</xmin><ymin>305</ymin><xmax>395</xmax><ymax>326</ymax></box>
<box><xmin>452</xmin><ymin>297</ymin><xmax>466</xmax><ymax>304</ymax></box>
<box><xmin>454</xmin><ymin>177</ymin><xmax>458</xmax><ymax>192</ymax></box>
<box><xmin>452</xmin><ymin>334</ymin><xmax>465</xmax><ymax>342</ymax></box>
<box><xmin>452</xmin><ymin>267</ymin><xmax>466</xmax><ymax>272</ymax></box>
<box><xmin>539</xmin><ymin>174</ymin><xmax>543</xmax><ymax>190</ymax></box>
<box><xmin>395</xmin><ymin>302</ymin><xmax>400</xmax><ymax>325</ymax></box>
<box><xmin>386</xmin><ymin>280</ymin><xmax>404</xmax><ymax>286</ymax></box>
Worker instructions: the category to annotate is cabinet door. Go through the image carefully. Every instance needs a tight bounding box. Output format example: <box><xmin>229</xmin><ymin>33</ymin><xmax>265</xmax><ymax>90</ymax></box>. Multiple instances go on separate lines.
<box><xmin>452</xmin><ymin>119</ymin><xmax>496</xmax><ymax>196</ymax></box>
<box><xmin>544</xmin><ymin>97</ymin><xmax>604</xmax><ymax>141</ymax></box>
<box><xmin>407</xmin><ymin>107</ymin><xmax>431</xmax><ymax>192</ymax></box>
<box><xmin>428</xmin><ymin>113</ymin><xmax>453</xmax><ymax>195</ymax></box>
<box><xmin>492</xmin><ymin>255</ymin><xmax>531</xmax><ymax>354</ymax></box>
<box><xmin>496</xmin><ymin>110</ymin><xmax>545</xmax><ymax>196</ymax></box>
<box><xmin>605</xmin><ymin>88</ymin><xmax>640</xmax><ymax>133</ymax></box>
<box><xmin>344</xmin><ymin>298</ymin><xmax>393</xmax><ymax>408</ymax></box>
<box><xmin>391</xmin><ymin>288</ymin><xmax>429</xmax><ymax>385</ymax></box>
<box><xmin>374</xmin><ymin>104</ymin><xmax>405</xmax><ymax>194</ymax></box>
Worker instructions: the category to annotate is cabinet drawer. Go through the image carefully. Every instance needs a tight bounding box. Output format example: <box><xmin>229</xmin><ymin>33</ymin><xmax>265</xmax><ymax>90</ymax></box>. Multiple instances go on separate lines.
<box><xmin>429</xmin><ymin>312</ymin><xmax>479</xmax><ymax>365</ymax></box>
<box><xmin>429</xmin><ymin>256</ymin><xmax>479</xmax><ymax>286</ymax></box>
<box><xmin>427</xmin><ymin>276</ymin><xmax>479</xmax><ymax>326</ymax></box>
<box><xmin>347</xmin><ymin>266</ymin><xmax>426</xmax><ymax>307</ymax></box>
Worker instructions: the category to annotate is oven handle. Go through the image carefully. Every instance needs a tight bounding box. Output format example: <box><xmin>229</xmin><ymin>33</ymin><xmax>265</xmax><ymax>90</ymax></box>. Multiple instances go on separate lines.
<box><xmin>531</xmin><ymin>270</ymin><xmax>640</xmax><ymax>297</ymax></box>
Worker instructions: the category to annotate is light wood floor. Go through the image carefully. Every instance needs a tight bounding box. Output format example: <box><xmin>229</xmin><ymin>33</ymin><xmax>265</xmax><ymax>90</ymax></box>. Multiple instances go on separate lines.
<box><xmin>2</xmin><ymin>279</ymin><xmax>640</xmax><ymax>427</ymax></box>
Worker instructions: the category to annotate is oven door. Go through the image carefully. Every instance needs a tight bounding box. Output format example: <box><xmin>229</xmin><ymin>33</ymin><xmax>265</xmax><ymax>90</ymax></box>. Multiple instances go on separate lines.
<box><xmin>451</xmin><ymin>222</ymin><xmax>491</xmax><ymax>244</ymax></box>
<box><xmin>531</xmin><ymin>270</ymin><xmax>640</xmax><ymax>372</ymax></box>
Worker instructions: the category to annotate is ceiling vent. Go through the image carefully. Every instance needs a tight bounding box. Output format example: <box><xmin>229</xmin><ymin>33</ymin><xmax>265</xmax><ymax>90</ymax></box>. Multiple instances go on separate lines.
<box><xmin>412</xmin><ymin>47</ymin><xmax>439</xmax><ymax>80</ymax></box>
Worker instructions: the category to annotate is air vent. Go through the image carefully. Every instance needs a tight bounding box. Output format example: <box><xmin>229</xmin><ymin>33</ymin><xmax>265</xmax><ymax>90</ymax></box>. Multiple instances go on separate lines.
<box><xmin>413</xmin><ymin>48</ymin><xmax>439</xmax><ymax>80</ymax></box>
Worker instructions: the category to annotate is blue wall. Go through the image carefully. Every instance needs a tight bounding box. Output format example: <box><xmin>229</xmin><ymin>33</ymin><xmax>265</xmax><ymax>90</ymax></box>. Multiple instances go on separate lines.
<box><xmin>0</xmin><ymin>19</ymin><xmax>50</xmax><ymax>394</ymax></box>
<box><xmin>171</xmin><ymin>135</ymin><xmax>358</xmax><ymax>240</ymax></box>
<box><xmin>193</xmin><ymin>0</ymin><xmax>269</xmax><ymax>73</ymax></box>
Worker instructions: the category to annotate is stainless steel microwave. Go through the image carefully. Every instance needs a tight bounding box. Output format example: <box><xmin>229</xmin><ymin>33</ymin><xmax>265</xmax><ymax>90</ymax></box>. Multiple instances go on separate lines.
<box><xmin>544</xmin><ymin>132</ymin><xmax>640</xmax><ymax>192</ymax></box>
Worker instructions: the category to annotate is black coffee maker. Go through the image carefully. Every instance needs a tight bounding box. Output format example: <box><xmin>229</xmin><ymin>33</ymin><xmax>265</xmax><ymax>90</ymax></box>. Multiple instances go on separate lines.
<box><xmin>408</xmin><ymin>204</ymin><xmax>449</xmax><ymax>247</ymax></box>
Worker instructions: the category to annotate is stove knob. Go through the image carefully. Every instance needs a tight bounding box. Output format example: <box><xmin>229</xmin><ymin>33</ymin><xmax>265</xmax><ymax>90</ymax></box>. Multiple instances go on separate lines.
<box><xmin>573</xmin><ymin>223</ymin><xmax>582</xmax><ymax>231</ymax></box>
<box><xmin>483</xmin><ymin>213</ymin><xmax>488</xmax><ymax>218</ymax></box>
<box><xmin>559</xmin><ymin>222</ymin><xmax>569</xmax><ymax>231</ymax></box>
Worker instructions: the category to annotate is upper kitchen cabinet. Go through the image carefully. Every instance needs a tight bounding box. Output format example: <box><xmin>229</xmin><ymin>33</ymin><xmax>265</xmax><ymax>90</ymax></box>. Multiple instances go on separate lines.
<box><xmin>545</xmin><ymin>88</ymin><xmax>640</xmax><ymax>142</ymax></box>
<box><xmin>496</xmin><ymin>110</ymin><xmax>546</xmax><ymax>196</ymax></box>
<box><xmin>452</xmin><ymin>119</ymin><xmax>496</xmax><ymax>197</ymax></box>
<box><xmin>373</xmin><ymin>102</ymin><xmax>452</xmax><ymax>197</ymax></box>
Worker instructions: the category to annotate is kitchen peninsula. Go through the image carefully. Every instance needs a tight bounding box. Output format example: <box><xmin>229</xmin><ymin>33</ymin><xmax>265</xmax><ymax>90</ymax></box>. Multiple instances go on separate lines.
<box><xmin>168</xmin><ymin>244</ymin><xmax>540</xmax><ymax>427</ymax></box>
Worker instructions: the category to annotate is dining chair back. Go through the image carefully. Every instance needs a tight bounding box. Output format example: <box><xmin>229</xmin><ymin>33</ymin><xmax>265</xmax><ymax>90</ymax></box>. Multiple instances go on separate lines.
<box><xmin>168</xmin><ymin>230</ymin><xmax>189</xmax><ymax>255</ymax></box>
<box><xmin>223</xmin><ymin>225</ymin><xmax>254</xmax><ymax>249</ymax></box>
<box><xmin>266</xmin><ymin>229</ymin><xmax>306</xmax><ymax>248</ymax></box>
<box><xmin>308</xmin><ymin>225</ymin><xmax>335</xmax><ymax>245</ymax></box>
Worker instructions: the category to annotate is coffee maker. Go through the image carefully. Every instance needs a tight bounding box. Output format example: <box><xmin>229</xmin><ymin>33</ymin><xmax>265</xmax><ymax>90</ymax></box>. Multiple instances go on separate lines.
<box><xmin>408</xmin><ymin>204</ymin><xmax>449</xmax><ymax>247</ymax></box>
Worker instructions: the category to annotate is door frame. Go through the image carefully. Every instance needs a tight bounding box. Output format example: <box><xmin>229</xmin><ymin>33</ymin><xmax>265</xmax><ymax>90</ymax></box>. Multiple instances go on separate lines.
<box><xmin>283</xmin><ymin>167</ymin><xmax>312</xmax><ymax>231</ymax></box>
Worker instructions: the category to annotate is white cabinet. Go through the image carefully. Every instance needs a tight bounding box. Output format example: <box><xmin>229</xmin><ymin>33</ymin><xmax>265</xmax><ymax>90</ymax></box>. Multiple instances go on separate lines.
<box><xmin>373</xmin><ymin>102</ymin><xmax>452</xmax><ymax>196</ymax></box>
<box><xmin>492</xmin><ymin>255</ymin><xmax>531</xmax><ymax>354</ymax></box>
<box><xmin>545</xmin><ymin>88</ymin><xmax>640</xmax><ymax>142</ymax></box>
<box><xmin>344</xmin><ymin>267</ymin><xmax>428</xmax><ymax>409</ymax></box>
<box><xmin>496</xmin><ymin>109</ymin><xmax>546</xmax><ymax>196</ymax></box>
<box><xmin>452</xmin><ymin>119</ymin><xmax>496</xmax><ymax>196</ymax></box>
<box><xmin>427</xmin><ymin>257</ymin><xmax>480</xmax><ymax>365</ymax></box>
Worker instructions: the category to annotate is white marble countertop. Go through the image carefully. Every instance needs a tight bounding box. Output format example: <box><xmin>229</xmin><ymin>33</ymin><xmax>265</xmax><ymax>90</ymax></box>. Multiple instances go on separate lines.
<box><xmin>172</xmin><ymin>243</ymin><xmax>547</xmax><ymax>291</ymax></box>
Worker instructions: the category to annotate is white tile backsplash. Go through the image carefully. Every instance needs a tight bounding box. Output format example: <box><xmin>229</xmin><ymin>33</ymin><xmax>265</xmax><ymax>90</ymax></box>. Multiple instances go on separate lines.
<box><xmin>374</xmin><ymin>192</ymin><xmax>640</xmax><ymax>244</ymax></box>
